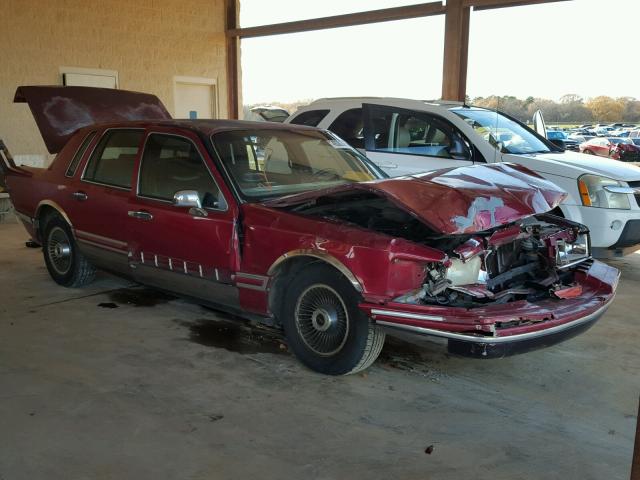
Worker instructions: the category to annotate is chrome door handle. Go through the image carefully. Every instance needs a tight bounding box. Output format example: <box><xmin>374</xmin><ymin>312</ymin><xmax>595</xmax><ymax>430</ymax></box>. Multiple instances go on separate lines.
<box><xmin>72</xmin><ymin>191</ymin><xmax>88</xmax><ymax>201</ymax></box>
<box><xmin>128</xmin><ymin>210</ymin><xmax>153</xmax><ymax>221</ymax></box>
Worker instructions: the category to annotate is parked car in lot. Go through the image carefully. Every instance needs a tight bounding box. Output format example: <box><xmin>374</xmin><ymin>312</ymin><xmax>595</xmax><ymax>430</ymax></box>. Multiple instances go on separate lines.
<box><xmin>579</xmin><ymin>136</ymin><xmax>640</xmax><ymax>162</ymax></box>
<box><xmin>287</xmin><ymin>97</ymin><xmax>640</xmax><ymax>256</ymax></box>
<box><xmin>246</xmin><ymin>105</ymin><xmax>290</xmax><ymax>123</ymax></box>
<box><xmin>546</xmin><ymin>130</ymin><xmax>580</xmax><ymax>151</ymax></box>
<box><xmin>0</xmin><ymin>86</ymin><xmax>619</xmax><ymax>374</ymax></box>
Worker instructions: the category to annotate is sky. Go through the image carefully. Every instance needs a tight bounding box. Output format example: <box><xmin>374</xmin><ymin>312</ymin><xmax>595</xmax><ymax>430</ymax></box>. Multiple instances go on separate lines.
<box><xmin>239</xmin><ymin>0</ymin><xmax>640</xmax><ymax>105</ymax></box>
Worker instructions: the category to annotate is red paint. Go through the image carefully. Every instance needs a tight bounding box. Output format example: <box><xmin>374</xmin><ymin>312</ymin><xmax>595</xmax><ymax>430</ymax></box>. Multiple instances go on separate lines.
<box><xmin>14</xmin><ymin>86</ymin><xmax>171</xmax><ymax>153</ymax></box>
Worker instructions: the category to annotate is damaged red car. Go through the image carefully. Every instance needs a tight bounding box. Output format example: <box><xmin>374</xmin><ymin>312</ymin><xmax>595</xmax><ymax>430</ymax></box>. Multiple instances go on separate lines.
<box><xmin>0</xmin><ymin>86</ymin><xmax>619</xmax><ymax>375</ymax></box>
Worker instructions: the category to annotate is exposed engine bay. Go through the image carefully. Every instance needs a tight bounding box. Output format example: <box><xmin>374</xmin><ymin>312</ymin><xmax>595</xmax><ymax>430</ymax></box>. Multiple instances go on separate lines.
<box><xmin>288</xmin><ymin>192</ymin><xmax>591</xmax><ymax>308</ymax></box>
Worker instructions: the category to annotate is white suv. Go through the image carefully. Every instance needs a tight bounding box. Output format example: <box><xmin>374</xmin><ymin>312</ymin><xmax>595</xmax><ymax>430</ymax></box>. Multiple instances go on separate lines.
<box><xmin>286</xmin><ymin>97</ymin><xmax>640</xmax><ymax>255</ymax></box>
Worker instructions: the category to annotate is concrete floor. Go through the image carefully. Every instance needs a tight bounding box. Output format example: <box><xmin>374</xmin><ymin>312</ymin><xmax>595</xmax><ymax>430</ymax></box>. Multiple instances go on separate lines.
<box><xmin>0</xmin><ymin>220</ymin><xmax>637</xmax><ymax>480</ymax></box>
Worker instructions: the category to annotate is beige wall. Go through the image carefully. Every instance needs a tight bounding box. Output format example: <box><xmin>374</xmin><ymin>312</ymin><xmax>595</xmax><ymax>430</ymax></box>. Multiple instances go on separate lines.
<box><xmin>1</xmin><ymin>0</ymin><xmax>228</xmax><ymax>163</ymax></box>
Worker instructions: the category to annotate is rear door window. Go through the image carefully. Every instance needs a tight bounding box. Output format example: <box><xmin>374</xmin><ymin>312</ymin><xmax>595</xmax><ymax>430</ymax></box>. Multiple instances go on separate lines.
<box><xmin>328</xmin><ymin>108</ymin><xmax>364</xmax><ymax>149</ymax></box>
<box><xmin>364</xmin><ymin>105</ymin><xmax>459</xmax><ymax>160</ymax></box>
<box><xmin>289</xmin><ymin>109</ymin><xmax>329</xmax><ymax>127</ymax></box>
<box><xmin>83</xmin><ymin>130</ymin><xmax>144</xmax><ymax>189</ymax></box>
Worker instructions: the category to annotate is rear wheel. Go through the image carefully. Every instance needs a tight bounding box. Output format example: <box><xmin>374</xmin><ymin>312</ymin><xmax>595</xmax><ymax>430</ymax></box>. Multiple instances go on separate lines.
<box><xmin>583</xmin><ymin>149</ymin><xmax>594</xmax><ymax>155</ymax></box>
<box><xmin>42</xmin><ymin>215</ymin><xmax>96</xmax><ymax>287</ymax></box>
<box><xmin>281</xmin><ymin>264</ymin><xmax>385</xmax><ymax>375</ymax></box>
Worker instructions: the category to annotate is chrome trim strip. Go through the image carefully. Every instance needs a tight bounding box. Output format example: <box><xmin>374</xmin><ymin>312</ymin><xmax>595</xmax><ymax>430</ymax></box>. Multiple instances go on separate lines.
<box><xmin>77</xmin><ymin>238</ymin><xmax>128</xmax><ymax>255</ymax></box>
<box><xmin>375</xmin><ymin>301</ymin><xmax>611</xmax><ymax>344</ymax></box>
<box><xmin>235</xmin><ymin>272</ymin><xmax>269</xmax><ymax>281</ymax></box>
<box><xmin>168</xmin><ymin>258</ymin><xmax>173</xmax><ymax>271</ymax></box>
<box><xmin>75</xmin><ymin>229</ymin><xmax>127</xmax><ymax>248</ymax></box>
<box><xmin>371</xmin><ymin>309</ymin><xmax>444</xmax><ymax>322</ymax></box>
<box><xmin>267</xmin><ymin>249</ymin><xmax>363</xmax><ymax>293</ymax></box>
<box><xmin>237</xmin><ymin>282</ymin><xmax>268</xmax><ymax>292</ymax></box>
<box><xmin>199</xmin><ymin>265</ymin><xmax>204</xmax><ymax>278</ymax></box>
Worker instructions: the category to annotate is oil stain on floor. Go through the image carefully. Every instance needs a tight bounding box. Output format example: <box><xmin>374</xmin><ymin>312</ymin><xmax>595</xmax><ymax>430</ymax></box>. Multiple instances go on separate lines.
<box><xmin>174</xmin><ymin>318</ymin><xmax>288</xmax><ymax>355</ymax></box>
<box><xmin>107</xmin><ymin>287</ymin><xmax>176</xmax><ymax>307</ymax></box>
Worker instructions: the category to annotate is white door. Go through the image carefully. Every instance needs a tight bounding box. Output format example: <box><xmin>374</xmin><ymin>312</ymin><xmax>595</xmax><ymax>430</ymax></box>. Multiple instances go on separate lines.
<box><xmin>363</xmin><ymin>103</ymin><xmax>475</xmax><ymax>177</ymax></box>
<box><xmin>174</xmin><ymin>81</ymin><xmax>216</xmax><ymax>119</ymax></box>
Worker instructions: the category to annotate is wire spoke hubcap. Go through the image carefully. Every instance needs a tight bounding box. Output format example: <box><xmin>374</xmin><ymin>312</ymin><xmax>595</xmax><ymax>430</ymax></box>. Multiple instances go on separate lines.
<box><xmin>295</xmin><ymin>284</ymin><xmax>349</xmax><ymax>356</ymax></box>
<box><xmin>47</xmin><ymin>226</ymin><xmax>72</xmax><ymax>275</ymax></box>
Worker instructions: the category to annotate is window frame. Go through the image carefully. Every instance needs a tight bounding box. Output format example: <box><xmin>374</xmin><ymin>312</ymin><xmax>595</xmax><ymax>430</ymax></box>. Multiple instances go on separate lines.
<box><xmin>80</xmin><ymin>128</ymin><xmax>145</xmax><ymax>191</ymax></box>
<box><xmin>65</xmin><ymin>130</ymin><xmax>97</xmax><ymax>178</ymax></box>
<box><xmin>136</xmin><ymin>132</ymin><xmax>229</xmax><ymax>212</ymax></box>
<box><xmin>362</xmin><ymin>104</ymin><xmax>478</xmax><ymax>162</ymax></box>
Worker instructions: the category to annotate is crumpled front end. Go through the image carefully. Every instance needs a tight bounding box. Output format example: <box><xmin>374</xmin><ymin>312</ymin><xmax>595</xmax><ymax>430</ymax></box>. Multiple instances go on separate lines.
<box><xmin>359</xmin><ymin>215</ymin><xmax>619</xmax><ymax>358</ymax></box>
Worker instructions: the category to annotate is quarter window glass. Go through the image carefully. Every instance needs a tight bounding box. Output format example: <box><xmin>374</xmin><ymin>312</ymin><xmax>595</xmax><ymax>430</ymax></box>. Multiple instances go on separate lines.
<box><xmin>139</xmin><ymin>134</ymin><xmax>225</xmax><ymax>209</ymax></box>
<box><xmin>84</xmin><ymin>130</ymin><xmax>143</xmax><ymax>188</ymax></box>
<box><xmin>289</xmin><ymin>109</ymin><xmax>330</xmax><ymax>127</ymax></box>
<box><xmin>329</xmin><ymin>108</ymin><xmax>364</xmax><ymax>149</ymax></box>
<box><xmin>66</xmin><ymin>131</ymin><xmax>96</xmax><ymax>177</ymax></box>
<box><xmin>370</xmin><ymin>109</ymin><xmax>455</xmax><ymax>159</ymax></box>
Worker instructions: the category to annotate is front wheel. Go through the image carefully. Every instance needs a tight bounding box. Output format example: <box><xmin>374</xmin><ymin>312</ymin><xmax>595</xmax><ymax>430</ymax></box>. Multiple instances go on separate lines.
<box><xmin>583</xmin><ymin>149</ymin><xmax>594</xmax><ymax>155</ymax></box>
<box><xmin>281</xmin><ymin>264</ymin><xmax>385</xmax><ymax>375</ymax></box>
<box><xmin>42</xmin><ymin>215</ymin><xmax>96</xmax><ymax>287</ymax></box>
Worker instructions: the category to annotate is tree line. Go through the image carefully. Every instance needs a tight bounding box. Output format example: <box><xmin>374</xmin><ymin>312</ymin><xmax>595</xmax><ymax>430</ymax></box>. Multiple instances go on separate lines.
<box><xmin>470</xmin><ymin>94</ymin><xmax>640</xmax><ymax>124</ymax></box>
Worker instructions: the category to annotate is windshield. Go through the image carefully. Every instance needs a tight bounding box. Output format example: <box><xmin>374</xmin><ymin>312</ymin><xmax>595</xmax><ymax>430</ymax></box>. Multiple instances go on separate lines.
<box><xmin>211</xmin><ymin>129</ymin><xmax>380</xmax><ymax>201</ymax></box>
<box><xmin>451</xmin><ymin>108</ymin><xmax>552</xmax><ymax>155</ymax></box>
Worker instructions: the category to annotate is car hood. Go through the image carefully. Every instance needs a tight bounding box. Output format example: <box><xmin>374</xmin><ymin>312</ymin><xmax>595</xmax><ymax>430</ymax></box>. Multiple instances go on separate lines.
<box><xmin>14</xmin><ymin>86</ymin><xmax>171</xmax><ymax>153</ymax></box>
<box><xmin>508</xmin><ymin>150</ymin><xmax>640</xmax><ymax>181</ymax></box>
<box><xmin>263</xmin><ymin>163</ymin><xmax>566</xmax><ymax>235</ymax></box>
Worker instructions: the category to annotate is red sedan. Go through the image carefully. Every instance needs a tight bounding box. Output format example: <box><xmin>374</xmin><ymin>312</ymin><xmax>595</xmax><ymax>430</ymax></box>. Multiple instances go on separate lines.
<box><xmin>0</xmin><ymin>86</ymin><xmax>619</xmax><ymax>374</ymax></box>
<box><xmin>580</xmin><ymin>136</ymin><xmax>640</xmax><ymax>162</ymax></box>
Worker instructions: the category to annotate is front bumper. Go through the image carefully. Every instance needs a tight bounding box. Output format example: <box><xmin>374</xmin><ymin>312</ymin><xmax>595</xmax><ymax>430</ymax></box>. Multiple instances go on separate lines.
<box><xmin>561</xmin><ymin>204</ymin><xmax>640</xmax><ymax>250</ymax></box>
<box><xmin>361</xmin><ymin>260</ymin><xmax>619</xmax><ymax>358</ymax></box>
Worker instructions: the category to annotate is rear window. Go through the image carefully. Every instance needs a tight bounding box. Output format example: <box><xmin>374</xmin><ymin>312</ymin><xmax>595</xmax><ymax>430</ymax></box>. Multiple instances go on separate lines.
<box><xmin>83</xmin><ymin>130</ymin><xmax>143</xmax><ymax>189</ymax></box>
<box><xmin>289</xmin><ymin>109</ymin><xmax>330</xmax><ymax>127</ymax></box>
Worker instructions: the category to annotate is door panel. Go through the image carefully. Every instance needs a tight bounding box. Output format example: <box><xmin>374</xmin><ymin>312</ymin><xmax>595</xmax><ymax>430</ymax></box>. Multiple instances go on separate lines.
<box><xmin>128</xmin><ymin>131</ymin><xmax>238</xmax><ymax>307</ymax></box>
<box><xmin>68</xmin><ymin>128</ymin><xmax>144</xmax><ymax>274</ymax></box>
<box><xmin>362</xmin><ymin>103</ymin><xmax>473</xmax><ymax>177</ymax></box>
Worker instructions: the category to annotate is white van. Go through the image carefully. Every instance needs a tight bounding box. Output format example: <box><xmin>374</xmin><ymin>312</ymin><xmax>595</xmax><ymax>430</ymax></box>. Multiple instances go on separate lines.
<box><xmin>286</xmin><ymin>97</ymin><xmax>640</xmax><ymax>255</ymax></box>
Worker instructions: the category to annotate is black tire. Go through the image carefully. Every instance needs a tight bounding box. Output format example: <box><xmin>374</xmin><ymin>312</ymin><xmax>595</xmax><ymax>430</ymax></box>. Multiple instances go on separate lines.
<box><xmin>42</xmin><ymin>214</ymin><xmax>96</xmax><ymax>287</ymax></box>
<box><xmin>281</xmin><ymin>264</ymin><xmax>385</xmax><ymax>375</ymax></box>
<box><xmin>583</xmin><ymin>149</ymin><xmax>594</xmax><ymax>155</ymax></box>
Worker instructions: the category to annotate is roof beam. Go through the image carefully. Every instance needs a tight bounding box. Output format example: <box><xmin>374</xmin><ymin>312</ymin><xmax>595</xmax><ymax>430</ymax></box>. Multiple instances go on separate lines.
<box><xmin>465</xmin><ymin>0</ymin><xmax>570</xmax><ymax>11</ymax></box>
<box><xmin>442</xmin><ymin>0</ymin><xmax>470</xmax><ymax>102</ymax></box>
<box><xmin>227</xmin><ymin>2</ymin><xmax>446</xmax><ymax>39</ymax></box>
<box><xmin>225</xmin><ymin>0</ymin><xmax>240</xmax><ymax>119</ymax></box>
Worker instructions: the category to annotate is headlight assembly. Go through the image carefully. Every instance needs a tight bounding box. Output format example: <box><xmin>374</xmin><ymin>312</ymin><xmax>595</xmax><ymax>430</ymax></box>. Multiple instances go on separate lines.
<box><xmin>577</xmin><ymin>174</ymin><xmax>631</xmax><ymax>209</ymax></box>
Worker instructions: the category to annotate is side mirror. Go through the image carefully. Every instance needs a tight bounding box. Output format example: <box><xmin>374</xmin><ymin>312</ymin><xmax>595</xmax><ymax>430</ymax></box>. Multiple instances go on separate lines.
<box><xmin>449</xmin><ymin>136</ymin><xmax>472</xmax><ymax>161</ymax></box>
<box><xmin>173</xmin><ymin>190</ymin><xmax>202</xmax><ymax>208</ymax></box>
<box><xmin>173</xmin><ymin>190</ymin><xmax>208</xmax><ymax>218</ymax></box>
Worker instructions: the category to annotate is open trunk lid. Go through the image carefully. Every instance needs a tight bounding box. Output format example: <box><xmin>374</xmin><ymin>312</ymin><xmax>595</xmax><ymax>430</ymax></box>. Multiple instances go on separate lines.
<box><xmin>264</xmin><ymin>163</ymin><xmax>567</xmax><ymax>235</ymax></box>
<box><xmin>14</xmin><ymin>86</ymin><xmax>171</xmax><ymax>153</ymax></box>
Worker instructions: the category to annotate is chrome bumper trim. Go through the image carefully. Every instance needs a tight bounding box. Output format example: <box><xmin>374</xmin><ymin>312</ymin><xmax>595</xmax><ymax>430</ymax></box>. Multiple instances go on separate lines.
<box><xmin>375</xmin><ymin>300</ymin><xmax>612</xmax><ymax>344</ymax></box>
<box><xmin>371</xmin><ymin>308</ymin><xmax>444</xmax><ymax>322</ymax></box>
